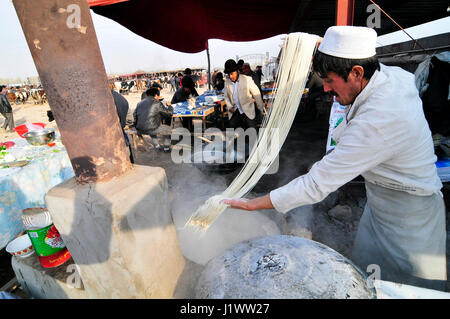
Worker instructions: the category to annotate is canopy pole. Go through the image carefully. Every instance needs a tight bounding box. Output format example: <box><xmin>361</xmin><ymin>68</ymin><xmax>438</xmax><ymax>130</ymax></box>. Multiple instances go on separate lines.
<box><xmin>206</xmin><ymin>40</ymin><xmax>211</xmax><ymax>91</ymax></box>
<box><xmin>335</xmin><ymin>0</ymin><xmax>355</xmax><ymax>26</ymax></box>
<box><xmin>12</xmin><ymin>0</ymin><xmax>131</xmax><ymax>184</ymax></box>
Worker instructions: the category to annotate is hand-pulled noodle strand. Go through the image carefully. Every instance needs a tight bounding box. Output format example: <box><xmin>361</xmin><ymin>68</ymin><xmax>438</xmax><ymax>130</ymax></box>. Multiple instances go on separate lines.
<box><xmin>186</xmin><ymin>33</ymin><xmax>320</xmax><ymax>232</ymax></box>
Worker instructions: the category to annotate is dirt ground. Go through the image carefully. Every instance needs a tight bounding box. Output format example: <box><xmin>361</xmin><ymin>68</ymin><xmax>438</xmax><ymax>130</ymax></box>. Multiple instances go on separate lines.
<box><xmin>1</xmin><ymin>85</ymin><xmax>449</xmax><ymax>294</ymax></box>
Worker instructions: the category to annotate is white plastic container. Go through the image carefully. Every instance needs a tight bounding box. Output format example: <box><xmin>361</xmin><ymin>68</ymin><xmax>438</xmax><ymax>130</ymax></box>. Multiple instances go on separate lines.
<box><xmin>6</xmin><ymin>234</ymin><xmax>35</xmax><ymax>258</ymax></box>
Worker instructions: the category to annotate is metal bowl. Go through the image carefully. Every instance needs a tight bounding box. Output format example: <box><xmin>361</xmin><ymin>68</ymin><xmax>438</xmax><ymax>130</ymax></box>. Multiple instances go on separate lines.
<box><xmin>23</xmin><ymin>128</ymin><xmax>56</xmax><ymax>146</ymax></box>
<box><xmin>191</xmin><ymin>149</ymin><xmax>245</xmax><ymax>174</ymax></box>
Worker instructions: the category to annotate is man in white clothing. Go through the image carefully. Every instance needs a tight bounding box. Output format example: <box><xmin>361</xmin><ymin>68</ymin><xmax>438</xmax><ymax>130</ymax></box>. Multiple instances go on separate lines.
<box><xmin>223</xmin><ymin>26</ymin><xmax>446</xmax><ymax>291</ymax></box>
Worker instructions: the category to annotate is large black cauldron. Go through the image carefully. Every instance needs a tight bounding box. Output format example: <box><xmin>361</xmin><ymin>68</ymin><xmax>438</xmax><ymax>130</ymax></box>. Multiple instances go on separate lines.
<box><xmin>190</xmin><ymin>140</ymin><xmax>250</xmax><ymax>174</ymax></box>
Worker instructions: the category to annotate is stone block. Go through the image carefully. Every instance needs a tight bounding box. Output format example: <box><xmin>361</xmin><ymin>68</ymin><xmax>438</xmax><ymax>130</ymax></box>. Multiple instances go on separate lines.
<box><xmin>46</xmin><ymin>165</ymin><xmax>186</xmax><ymax>298</ymax></box>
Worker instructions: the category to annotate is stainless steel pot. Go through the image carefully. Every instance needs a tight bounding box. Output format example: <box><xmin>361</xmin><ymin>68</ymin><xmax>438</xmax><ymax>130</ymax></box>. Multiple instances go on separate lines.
<box><xmin>23</xmin><ymin>128</ymin><xmax>56</xmax><ymax>146</ymax></box>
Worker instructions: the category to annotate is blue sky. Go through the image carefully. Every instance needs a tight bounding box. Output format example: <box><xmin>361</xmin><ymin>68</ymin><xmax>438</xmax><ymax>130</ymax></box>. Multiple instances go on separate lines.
<box><xmin>1</xmin><ymin>0</ymin><xmax>449</xmax><ymax>80</ymax></box>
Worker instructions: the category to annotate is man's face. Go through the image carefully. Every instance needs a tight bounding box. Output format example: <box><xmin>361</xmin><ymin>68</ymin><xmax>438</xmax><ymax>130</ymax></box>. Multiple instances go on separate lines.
<box><xmin>1</xmin><ymin>87</ymin><xmax>6</xmax><ymax>94</ymax></box>
<box><xmin>321</xmin><ymin>68</ymin><xmax>363</xmax><ymax>105</ymax></box>
<box><xmin>242</xmin><ymin>65</ymin><xmax>250</xmax><ymax>75</ymax></box>
<box><xmin>228</xmin><ymin>70</ymin><xmax>239</xmax><ymax>82</ymax></box>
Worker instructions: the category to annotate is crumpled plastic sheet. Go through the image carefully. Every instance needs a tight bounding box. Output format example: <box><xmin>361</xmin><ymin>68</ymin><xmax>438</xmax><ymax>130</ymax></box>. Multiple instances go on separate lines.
<box><xmin>414</xmin><ymin>51</ymin><xmax>450</xmax><ymax>99</ymax></box>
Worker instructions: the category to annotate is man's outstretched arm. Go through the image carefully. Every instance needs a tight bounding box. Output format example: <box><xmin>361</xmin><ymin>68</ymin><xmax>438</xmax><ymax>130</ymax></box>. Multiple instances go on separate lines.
<box><xmin>222</xmin><ymin>194</ymin><xmax>274</xmax><ymax>211</ymax></box>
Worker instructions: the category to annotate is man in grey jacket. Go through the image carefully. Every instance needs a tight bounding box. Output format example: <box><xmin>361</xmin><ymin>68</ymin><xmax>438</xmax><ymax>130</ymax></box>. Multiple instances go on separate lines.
<box><xmin>223</xmin><ymin>59</ymin><xmax>264</xmax><ymax>130</ymax></box>
<box><xmin>133</xmin><ymin>87</ymin><xmax>173</xmax><ymax>152</ymax></box>
<box><xmin>0</xmin><ymin>86</ymin><xmax>14</xmax><ymax>132</ymax></box>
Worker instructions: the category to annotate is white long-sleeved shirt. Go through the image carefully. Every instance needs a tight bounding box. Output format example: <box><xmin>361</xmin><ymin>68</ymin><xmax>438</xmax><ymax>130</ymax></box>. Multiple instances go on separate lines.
<box><xmin>270</xmin><ymin>64</ymin><xmax>443</xmax><ymax>214</ymax></box>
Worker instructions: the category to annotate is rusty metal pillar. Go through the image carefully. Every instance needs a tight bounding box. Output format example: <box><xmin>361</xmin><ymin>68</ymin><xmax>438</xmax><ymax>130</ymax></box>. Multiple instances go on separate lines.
<box><xmin>335</xmin><ymin>0</ymin><xmax>355</xmax><ymax>26</ymax></box>
<box><xmin>12</xmin><ymin>0</ymin><xmax>131</xmax><ymax>184</ymax></box>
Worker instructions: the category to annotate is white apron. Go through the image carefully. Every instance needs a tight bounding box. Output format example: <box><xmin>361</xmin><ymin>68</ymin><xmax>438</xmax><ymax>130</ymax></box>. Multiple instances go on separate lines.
<box><xmin>324</xmin><ymin>96</ymin><xmax>447</xmax><ymax>291</ymax></box>
<box><xmin>352</xmin><ymin>181</ymin><xmax>447</xmax><ymax>291</ymax></box>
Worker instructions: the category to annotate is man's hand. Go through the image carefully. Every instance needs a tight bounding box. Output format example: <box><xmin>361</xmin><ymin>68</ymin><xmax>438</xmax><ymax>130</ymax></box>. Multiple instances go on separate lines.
<box><xmin>228</xmin><ymin>106</ymin><xmax>235</xmax><ymax>113</ymax></box>
<box><xmin>222</xmin><ymin>198</ymin><xmax>255</xmax><ymax>211</ymax></box>
<box><xmin>221</xmin><ymin>194</ymin><xmax>274</xmax><ymax>211</ymax></box>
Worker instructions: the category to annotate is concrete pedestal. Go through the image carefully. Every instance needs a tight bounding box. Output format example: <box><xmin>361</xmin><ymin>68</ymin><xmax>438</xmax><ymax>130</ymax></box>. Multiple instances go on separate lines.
<box><xmin>46</xmin><ymin>165</ymin><xmax>186</xmax><ymax>298</ymax></box>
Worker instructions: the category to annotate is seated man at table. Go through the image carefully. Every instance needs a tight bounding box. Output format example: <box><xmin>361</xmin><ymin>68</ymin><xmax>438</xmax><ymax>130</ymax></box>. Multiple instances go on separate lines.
<box><xmin>133</xmin><ymin>87</ymin><xmax>173</xmax><ymax>152</ymax></box>
<box><xmin>223</xmin><ymin>59</ymin><xmax>264</xmax><ymax>130</ymax></box>
<box><xmin>171</xmin><ymin>76</ymin><xmax>199</xmax><ymax>130</ymax></box>
<box><xmin>182</xmin><ymin>68</ymin><xmax>199</xmax><ymax>95</ymax></box>
<box><xmin>213</xmin><ymin>72</ymin><xmax>225</xmax><ymax>92</ymax></box>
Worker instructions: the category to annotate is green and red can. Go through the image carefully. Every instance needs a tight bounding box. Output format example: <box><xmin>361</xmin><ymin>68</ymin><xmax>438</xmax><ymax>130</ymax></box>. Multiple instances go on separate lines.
<box><xmin>23</xmin><ymin>208</ymin><xmax>71</xmax><ymax>268</ymax></box>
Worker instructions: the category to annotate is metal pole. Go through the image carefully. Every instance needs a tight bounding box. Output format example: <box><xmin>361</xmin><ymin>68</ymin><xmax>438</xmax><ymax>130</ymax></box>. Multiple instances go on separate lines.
<box><xmin>335</xmin><ymin>0</ymin><xmax>355</xmax><ymax>26</ymax></box>
<box><xmin>206</xmin><ymin>40</ymin><xmax>211</xmax><ymax>91</ymax></box>
<box><xmin>12</xmin><ymin>0</ymin><xmax>131</xmax><ymax>184</ymax></box>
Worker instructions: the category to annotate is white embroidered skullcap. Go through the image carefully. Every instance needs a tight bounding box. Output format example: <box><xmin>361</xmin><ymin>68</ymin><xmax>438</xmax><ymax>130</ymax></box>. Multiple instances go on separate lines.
<box><xmin>318</xmin><ymin>26</ymin><xmax>378</xmax><ymax>59</ymax></box>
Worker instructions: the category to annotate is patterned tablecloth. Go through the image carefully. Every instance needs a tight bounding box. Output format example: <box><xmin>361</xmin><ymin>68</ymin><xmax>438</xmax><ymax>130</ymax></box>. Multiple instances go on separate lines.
<box><xmin>172</xmin><ymin>91</ymin><xmax>224</xmax><ymax>116</ymax></box>
<box><xmin>0</xmin><ymin>134</ymin><xmax>74</xmax><ymax>250</ymax></box>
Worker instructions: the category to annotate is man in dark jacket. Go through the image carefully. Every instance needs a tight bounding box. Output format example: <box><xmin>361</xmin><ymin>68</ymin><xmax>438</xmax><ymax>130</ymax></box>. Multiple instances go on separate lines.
<box><xmin>255</xmin><ymin>66</ymin><xmax>263</xmax><ymax>84</ymax></box>
<box><xmin>170</xmin><ymin>76</ymin><xmax>199</xmax><ymax>130</ymax></box>
<box><xmin>242</xmin><ymin>63</ymin><xmax>261</xmax><ymax>93</ymax></box>
<box><xmin>111</xmin><ymin>89</ymin><xmax>135</xmax><ymax>163</ymax></box>
<box><xmin>112</xmin><ymin>89</ymin><xmax>129</xmax><ymax>129</ymax></box>
<box><xmin>141</xmin><ymin>81</ymin><xmax>163</xmax><ymax>100</ymax></box>
<box><xmin>171</xmin><ymin>76</ymin><xmax>198</xmax><ymax>104</ymax></box>
<box><xmin>213</xmin><ymin>72</ymin><xmax>225</xmax><ymax>91</ymax></box>
<box><xmin>134</xmin><ymin>87</ymin><xmax>173</xmax><ymax>152</ymax></box>
<box><xmin>182</xmin><ymin>68</ymin><xmax>199</xmax><ymax>96</ymax></box>
<box><xmin>0</xmin><ymin>86</ymin><xmax>14</xmax><ymax>132</ymax></box>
